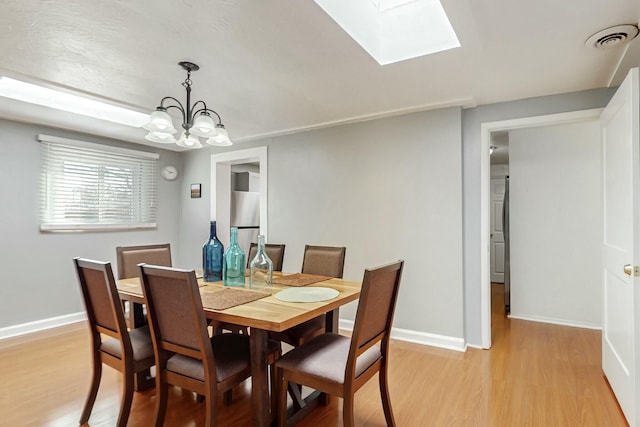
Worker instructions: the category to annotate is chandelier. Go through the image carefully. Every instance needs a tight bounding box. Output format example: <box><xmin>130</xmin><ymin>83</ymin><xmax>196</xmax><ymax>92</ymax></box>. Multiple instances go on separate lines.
<box><xmin>142</xmin><ymin>61</ymin><xmax>232</xmax><ymax>149</ymax></box>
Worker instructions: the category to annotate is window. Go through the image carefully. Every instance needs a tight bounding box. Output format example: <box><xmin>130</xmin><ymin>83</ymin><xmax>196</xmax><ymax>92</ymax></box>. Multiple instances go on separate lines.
<box><xmin>39</xmin><ymin>134</ymin><xmax>159</xmax><ymax>231</ymax></box>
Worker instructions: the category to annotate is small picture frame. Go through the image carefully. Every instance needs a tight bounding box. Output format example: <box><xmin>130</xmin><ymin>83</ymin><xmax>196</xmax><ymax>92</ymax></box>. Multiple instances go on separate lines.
<box><xmin>190</xmin><ymin>183</ymin><xmax>201</xmax><ymax>198</ymax></box>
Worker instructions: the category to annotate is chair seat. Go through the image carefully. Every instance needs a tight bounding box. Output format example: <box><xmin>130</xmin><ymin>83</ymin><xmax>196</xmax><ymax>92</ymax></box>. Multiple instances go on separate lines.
<box><xmin>100</xmin><ymin>325</ymin><xmax>154</xmax><ymax>362</ymax></box>
<box><xmin>270</xmin><ymin>316</ymin><xmax>325</xmax><ymax>346</ymax></box>
<box><xmin>277</xmin><ymin>333</ymin><xmax>381</xmax><ymax>385</ymax></box>
<box><xmin>166</xmin><ymin>333</ymin><xmax>251</xmax><ymax>383</ymax></box>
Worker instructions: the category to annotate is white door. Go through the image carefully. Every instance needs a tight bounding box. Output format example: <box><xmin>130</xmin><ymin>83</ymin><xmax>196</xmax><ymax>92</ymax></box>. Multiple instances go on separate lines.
<box><xmin>602</xmin><ymin>67</ymin><xmax>640</xmax><ymax>426</ymax></box>
<box><xmin>490</xmin><ymin>177</ymin><xmax>506</xmax><ymax>283</ymax></box>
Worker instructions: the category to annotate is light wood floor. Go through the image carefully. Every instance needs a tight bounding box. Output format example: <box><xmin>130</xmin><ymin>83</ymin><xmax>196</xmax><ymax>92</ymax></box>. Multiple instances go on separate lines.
<box><xmin>0</xmin><ymin>284</ymin><xmax>627</xmax><ymax>426</ymax></box>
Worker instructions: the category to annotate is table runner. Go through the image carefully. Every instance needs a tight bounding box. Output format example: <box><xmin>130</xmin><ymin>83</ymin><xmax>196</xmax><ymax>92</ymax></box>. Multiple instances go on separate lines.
<box><xmin>272</xmin><ymin>273</ymin><xmax>332</xmax><ymax>287</ymax></box>
<box><xmin>200</xmin><ymin>288</ymin><xmax>270</xmax><ymax>310</ymax></box>
<box><xmin>120</xmin><ymin>283</ymin><xmax>271</xmax><ymax>310</ymax></box>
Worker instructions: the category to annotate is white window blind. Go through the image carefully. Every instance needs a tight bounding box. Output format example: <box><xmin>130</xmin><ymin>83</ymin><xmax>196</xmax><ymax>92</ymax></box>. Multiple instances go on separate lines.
<box><xmin>39</xmin><ymin>134</ymin><xmax>159</xmax><ymax>231</ymax></box>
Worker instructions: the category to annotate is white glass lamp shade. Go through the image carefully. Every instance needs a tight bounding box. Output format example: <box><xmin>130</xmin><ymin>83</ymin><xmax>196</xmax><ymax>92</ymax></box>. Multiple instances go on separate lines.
<box><xmin>145</xmin><ymin>131</ymin><xmax>177</xmax><ymax>144</ymax></box>
<box><xmin>176</xmin><ymin>132</ymin><xmax>203</xmax><ymax>149</ymax></box>
<box><xmin>190</xmin><ymin>113</ymin><xmax>218</xmax><ymax>137</ymax></box>
<box><xmin>143</xmin><ymin>109</ymin><xmax>177</xmax><ymax>134</ymax></box>
<box><xmin>207</xmin><ymin>125</ymin><xmax>232</xmax><ymax>146</ymax></box>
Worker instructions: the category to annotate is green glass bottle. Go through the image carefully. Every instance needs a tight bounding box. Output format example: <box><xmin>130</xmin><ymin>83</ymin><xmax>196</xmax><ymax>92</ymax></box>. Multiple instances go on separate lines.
<box><xmin>223</xmin><ymin>227</ymin><xmax>246</xmax><ymax>287</ymax></box>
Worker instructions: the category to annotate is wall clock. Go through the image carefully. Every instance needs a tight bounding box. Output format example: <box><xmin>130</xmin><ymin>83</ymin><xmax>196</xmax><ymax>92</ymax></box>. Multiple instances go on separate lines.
<box><xmin>161</xmin><ymin>165</ymin><xmax>178</xmax><ymax>181</ymax></box>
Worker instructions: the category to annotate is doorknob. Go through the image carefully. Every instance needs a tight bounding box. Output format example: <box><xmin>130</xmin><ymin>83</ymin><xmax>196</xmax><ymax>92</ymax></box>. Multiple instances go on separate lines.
<box><xmin>624</xmin><ymin>264</ymin><xmax>639</xmax><ymax>276</ymax></box>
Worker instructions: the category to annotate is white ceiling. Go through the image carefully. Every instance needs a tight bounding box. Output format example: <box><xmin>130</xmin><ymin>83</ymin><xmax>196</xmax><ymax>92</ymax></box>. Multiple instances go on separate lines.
<box><xmin>0</xmin><ymin>0</ymin><xmax>638</xmax><ymax>151</ymax></box>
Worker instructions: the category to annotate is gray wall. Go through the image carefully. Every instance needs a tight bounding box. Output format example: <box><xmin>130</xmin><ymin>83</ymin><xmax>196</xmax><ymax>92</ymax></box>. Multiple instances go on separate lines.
<box><xmin>461</xmin><ymin>87</ymin><xmax>616</xmax><ymax>346</ymax></box>
<box><xmin>509</xmin><ymin>121</ymin><xmax>601</xmax><ymax>326</ymax></box>
<box><xmin>178</xmin><ymin>108</ymin><xmax>465</xmax><ymax>340</ymax></box>
<box><xmin>0</xmin><ymin>86</ymin><xmax>619</xmax><ymax>347</ymax></box>
<box><xmin>0</xmin><ymin>119</ymin><xmax>182</xmax><ymax>329</ymax></box>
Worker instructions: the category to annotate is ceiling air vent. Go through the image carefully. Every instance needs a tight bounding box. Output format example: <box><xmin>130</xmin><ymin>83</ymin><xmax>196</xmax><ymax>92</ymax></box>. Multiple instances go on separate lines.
<box><xmin>585</xmin><ymin>24</ymin><xmax>639</xmax><ymax>49</ymax></box>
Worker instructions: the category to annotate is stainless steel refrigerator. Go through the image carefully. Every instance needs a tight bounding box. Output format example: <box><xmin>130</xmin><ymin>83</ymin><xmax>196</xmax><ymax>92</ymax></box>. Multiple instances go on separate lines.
<box><xmin>503</xmin><ymin>176</ymin><xmax>511</xmax><ymax>312</ymax></box>
<box><xmin>230</xmin><ymin>191</ymin><xmax>260</xmax><ymax>257</ymax></box>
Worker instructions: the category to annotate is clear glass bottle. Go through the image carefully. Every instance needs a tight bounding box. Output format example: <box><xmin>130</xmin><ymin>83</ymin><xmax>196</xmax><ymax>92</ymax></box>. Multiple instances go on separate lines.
<box><xmin>223</xmin><ymin>227</ymin><xmax>246</xmax><ymax>287</ymax></box>
<box><xmin>249</xmin><ymin>235</ymin><xmax>273</xmax><ymax>290</ymax></box>
<box><xmin>202</xmin><ymin>221</ymin><xmax>224</xmax><ymax>282</ymax></box>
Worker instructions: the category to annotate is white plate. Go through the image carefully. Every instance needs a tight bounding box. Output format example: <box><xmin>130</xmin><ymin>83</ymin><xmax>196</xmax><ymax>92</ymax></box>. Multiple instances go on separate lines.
<box><xmin>274</xmin><ymin>287</ymin><xmax>339</xmax><ymax>303</ymax></box>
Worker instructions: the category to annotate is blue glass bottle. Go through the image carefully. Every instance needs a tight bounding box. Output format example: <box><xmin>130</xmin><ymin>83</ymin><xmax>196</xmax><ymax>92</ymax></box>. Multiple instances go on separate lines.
<box><xmin>203</xmin><ymin>221</ymin><xmax>224</xmax><ymax>282</ymax></box>
<box><xmin>223</xmin><ymin>227</ymin><xmax>246</xmax><ymax>287</ymax></box>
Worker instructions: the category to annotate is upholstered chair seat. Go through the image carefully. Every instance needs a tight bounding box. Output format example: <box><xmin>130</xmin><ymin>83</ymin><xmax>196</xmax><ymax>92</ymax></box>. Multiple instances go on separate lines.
<box><xmin>276</xmin><ymin>333</ymin><xmax>381</xmax><ymax>384</ymax></box>
<box><xmin>100</xmin><ymin>326</ymin><xmax>154</xmax><ymax>362</ymax></box>
<box><xmin>165</xmin><ymin>334</ymin><xmax>250</xmax><ymax>383</ymax></box>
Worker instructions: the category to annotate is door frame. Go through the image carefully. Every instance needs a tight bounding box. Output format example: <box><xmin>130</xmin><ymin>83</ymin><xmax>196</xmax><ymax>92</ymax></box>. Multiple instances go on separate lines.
<box><xmin>210</xmin><ymin>146</ymin><xmax>268</xmax><ymax>247</ymax></box>
<box><xmin>479</xmin><ymin>109</ymin><xmax>602</xmax><ymax>348</ymax></box>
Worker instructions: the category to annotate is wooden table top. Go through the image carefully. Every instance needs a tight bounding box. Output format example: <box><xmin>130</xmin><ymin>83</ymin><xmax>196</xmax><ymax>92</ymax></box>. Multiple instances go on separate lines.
<box><xmin>117</xmin><ymin>274</ymin><xmax>361</xmax><ymax>333</ymax></box>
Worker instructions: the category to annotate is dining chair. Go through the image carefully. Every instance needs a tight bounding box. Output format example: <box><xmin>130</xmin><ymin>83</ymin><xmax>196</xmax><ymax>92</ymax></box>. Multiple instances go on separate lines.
<box><xmin>116</xmin><ymin>243</ymin><xmax>172</xmax><ymax>327</ymax></box>
<box><xmin>116</xmin><ymin>243</ymin><xmax>172</xmax><ymax>279</ymax></box>
<box><xmin>271</xmin><ymin>245</ymin><xmax>346</xmax><ymax>347</ymax></box>
<box><xmin>247</xmin><ymin>242</ymin><xmax>286</xmax><ymax>271</ymax></box>
<box><xmin>275</xmin><ymin>260</ymin><xmax>404</xmax><ymax>427</ymax></box>
<box><xmin>138</xmin><ymin>263</ymin><xmax>253</xmax><ymax>427</ymax></box>
<box><xmin>73</xmin><ymin>257</ymin><xmax>155</xmax><ymax>427</ymax></box>
<box><xmin>214</xmin><ymin>243</ymin><xmax>286</xmax><ymax>336</ymax></box>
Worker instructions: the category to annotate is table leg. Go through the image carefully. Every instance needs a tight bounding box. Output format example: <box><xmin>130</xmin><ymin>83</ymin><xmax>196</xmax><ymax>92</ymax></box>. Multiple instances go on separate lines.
<box><xmin>250</xmin><ymin>328</ymin><xmax>270</xmax><ymax>427</ymax></box>
<box><xmin>130</xmin><ymin>301</ymin><xmax>146</xmax><ymax>328</ymax></box>
<box><xmin>325</xmin><ymin>308</ymin><xmax>339</xmax><ymax>333</ymax></box>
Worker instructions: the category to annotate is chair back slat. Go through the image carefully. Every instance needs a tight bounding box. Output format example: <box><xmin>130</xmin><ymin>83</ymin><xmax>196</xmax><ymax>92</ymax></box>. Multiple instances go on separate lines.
<box><xmin>347</xmin><ymin>260</ymin><xmax>404</xmax><ymax>377</ymax></box>
<box><xmin>301</xmin><ymin>245</ymin><xmax>346</xmax><ymax>278</ymax></box>
<box><xmin>74</xmin><ymin>258</ymin><xmax>129</xmax><ymax>343</ymax></box>
<box><xmin>139</xmin><ymin>265</ymin><xmax>212</xmax><ymax>362</ymax></box>
<box><xmin>116</xmin><ymin>244</ymin><xmax>172</xmax><ymax>279</ymax></box>
<box><xmin>247</xmin><ymin>243</ymin><xmax>286</xmax><ymax>272</ymax></box>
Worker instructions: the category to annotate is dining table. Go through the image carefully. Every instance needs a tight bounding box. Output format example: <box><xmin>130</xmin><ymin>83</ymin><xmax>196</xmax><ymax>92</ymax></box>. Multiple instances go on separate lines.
<box><xmin>116</xmin><ymin>271</ymin><xmax>362</xmax><ymax>427</ymax></box>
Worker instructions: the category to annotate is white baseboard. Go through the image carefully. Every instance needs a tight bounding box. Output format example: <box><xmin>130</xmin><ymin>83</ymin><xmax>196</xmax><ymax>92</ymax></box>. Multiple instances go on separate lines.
<box><xmin>0</xmin><ymin>312</ymin><xmax>87</xmax><ymax>340</ymax></box>
<box><xmin>339</xmin><ymin>319</ymin><xmax>466</xmax><ymax>352</ymax></box>
<box><xmin>2</xmin><ymin>313</ymin><xmax>470</xmax><ymax>353</ymax></box>
<box><xmin>465</xmin><ymin>343</ymin><xmax>485</xmax><ymax>350</ymax></box>
<box><xmin>508</xmin><ymin>313</ymin><xmax>601</xmax><ymax>330</ymax></box>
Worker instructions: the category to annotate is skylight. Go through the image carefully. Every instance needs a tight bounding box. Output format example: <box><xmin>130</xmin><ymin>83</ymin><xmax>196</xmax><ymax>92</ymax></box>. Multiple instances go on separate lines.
<box><xmin>313</xmin><ymin>0</ymin><xmax>460</xmax><ymax>65</ymax></box>
<box><xmin>0</xmin><ymin>76</ymin><xmax>148</xmax><ymax>127</ymax></box>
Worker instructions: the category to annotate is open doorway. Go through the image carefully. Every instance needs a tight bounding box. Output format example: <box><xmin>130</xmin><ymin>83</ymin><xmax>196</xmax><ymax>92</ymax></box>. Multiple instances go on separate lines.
<box><xmin>480</xmin><ymin>109</ymin><xmax>603</xmax><ymax>349</ymax></box>
<box><xmin>210</xmin><ymin>147</ymin><xmax>268</xmax><ymax>248</ymax></box>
